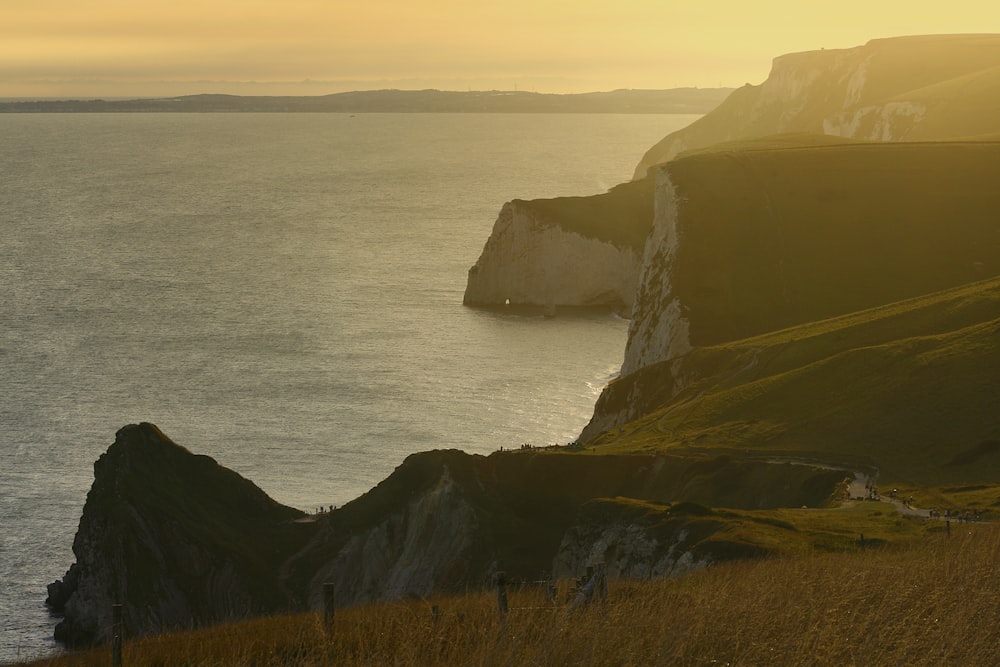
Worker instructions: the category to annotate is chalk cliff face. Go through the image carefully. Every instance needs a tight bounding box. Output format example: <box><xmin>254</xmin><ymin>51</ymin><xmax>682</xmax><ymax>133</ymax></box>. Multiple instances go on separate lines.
<box><xmin>464</xmin><ymin>200</ymin><xmax>642</xmax><ymax>311</ymax></box>
<box><xmin>634</xmin><ymin>34</ymin><xmax>1000</xmax><ymax>178</ymax></box>
<box><xmin>464</xmin><ymin>179</ymin><xmax>653</xmax><ymax>313</ymax></box>
<box><xmin>553</xmin><ymin>500</ymin><xmax>747</xmax><ymax>582</ymax></box>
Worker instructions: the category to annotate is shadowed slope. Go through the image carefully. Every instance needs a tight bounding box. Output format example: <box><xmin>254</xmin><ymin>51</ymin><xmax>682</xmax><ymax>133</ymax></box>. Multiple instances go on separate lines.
<box><xmin>590</xmin><ymin>276</ymin><xmax>1000</xmax><ymax>485</ymax></box>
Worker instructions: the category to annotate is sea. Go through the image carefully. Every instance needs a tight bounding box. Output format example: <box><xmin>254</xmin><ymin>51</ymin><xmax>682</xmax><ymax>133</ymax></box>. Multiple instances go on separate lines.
<box><xmin>0</xmin><ymin>111</ymin><xmax>697</xmax><ymax>663</ymax></box>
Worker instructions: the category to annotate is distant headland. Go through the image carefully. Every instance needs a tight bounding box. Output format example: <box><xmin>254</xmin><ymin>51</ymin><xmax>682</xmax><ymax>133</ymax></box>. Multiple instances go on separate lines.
<box><xmin>0</xmin><ymin>87</ymin><xmax>733</xmax><ymax>114</ymax></box>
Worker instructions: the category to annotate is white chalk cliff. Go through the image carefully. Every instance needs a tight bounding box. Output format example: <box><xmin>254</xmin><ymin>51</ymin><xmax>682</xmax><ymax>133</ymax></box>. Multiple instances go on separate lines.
<box><xmin>464</xmin><ymin>199</ymin><xmax>642</xmax><ymax>312</ymax></box>
<box><xmin>633</xmin><ymin>34</ymin><xmax>1000</xmax><ymax>178</ymax></box>
<box><xmin>620</xmin><ymin>169</ymin><xmax>690</xmax><ymax>378</ymax></box>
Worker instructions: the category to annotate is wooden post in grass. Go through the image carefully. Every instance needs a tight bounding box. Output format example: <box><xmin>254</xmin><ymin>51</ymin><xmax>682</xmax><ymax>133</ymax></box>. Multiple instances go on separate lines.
<box><xmin>111</xmin><ymin>603</ymin><xmax>123</xmax><ymax>667</ymax></box>
<box><xmin>496</xmin><ymin>572</ymin><xmax>508</xmax><ymax>621</ymax></box>
<box><xmin>323</xmin><ymin>583</ymin><xmax>336</xmax><ymax>633</ymax></box>
<box><xmin>544</xmin><ymin>575</ymin><xmax>557</xmax><ymax>604</ymax></box>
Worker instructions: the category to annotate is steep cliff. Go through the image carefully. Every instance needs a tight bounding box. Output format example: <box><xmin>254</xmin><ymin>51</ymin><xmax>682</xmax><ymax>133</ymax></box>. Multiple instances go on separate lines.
<box><xmin>46</xmin><ymin>424</ymin><xmax>313</xmax><ymax>647</ymax></box>
<box><xmin>463</xmin><ymin>178</ymin><xmax>652</xmax><ymax>312</ymax></box>
<box><xmin>582</xmin><ymin>141</ymin><xmax>1000</xmax><ymax>456</ymax></box>
<box><xmin>634</xmin><ymin>34</ymin><xmax>1000</xmax><ymax>178</ymax></box>
<box><xmin>622</xmin><ymin>141</ymin><xmax>1000</xmax><ymax>378</ymax></box>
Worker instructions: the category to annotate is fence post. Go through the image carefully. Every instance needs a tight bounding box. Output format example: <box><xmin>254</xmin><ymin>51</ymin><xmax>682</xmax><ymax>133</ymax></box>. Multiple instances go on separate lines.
<box><xmin>544</xmin><ymin>575</ymin><xmax>557</xmax><ymax>604</ymax></box>
<box><xmin>496</xmin><ymin>572</ymin><xmax>508</xmax><ymax>622</ymax></box>
<box><xmin>323</xmin><ymin>583</ymin><xmax>336</xmax><ymax>633</ymax></box>
<box><xmin>111</xmin><ymin>603</ymin><xmax>123</xmax><ymax>667</ymax></box>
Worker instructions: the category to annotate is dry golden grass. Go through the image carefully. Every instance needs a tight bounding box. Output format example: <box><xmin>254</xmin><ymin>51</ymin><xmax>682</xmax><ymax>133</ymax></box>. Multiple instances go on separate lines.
<box><xmin>26</xmin><ymin>523</ymin><xmax>1000</xmax><ymax>666</ymax></box>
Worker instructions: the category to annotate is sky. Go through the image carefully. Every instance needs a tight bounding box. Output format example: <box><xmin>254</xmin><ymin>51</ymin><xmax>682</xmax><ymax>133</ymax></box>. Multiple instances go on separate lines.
<box><xmin>2</xmin><ymin>0</ymin><xmax>999</xmax><ymax>98</ymax></box>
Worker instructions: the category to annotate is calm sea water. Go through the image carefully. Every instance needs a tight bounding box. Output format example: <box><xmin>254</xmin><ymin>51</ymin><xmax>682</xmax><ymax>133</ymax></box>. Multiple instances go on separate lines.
<box><xmin>0</xmin><ymin>112</ymin><xmax>696</xmax><ymax>663</ymax></box>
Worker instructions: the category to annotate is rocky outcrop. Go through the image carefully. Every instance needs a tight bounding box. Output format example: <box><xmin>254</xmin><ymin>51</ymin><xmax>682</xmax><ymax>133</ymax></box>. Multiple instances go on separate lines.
<box><xmin>464</xmin><ymin>179</ymin><xmax>653</xmax><ymax>313</ymax></box>
<box><xmin>46</xmin><ymin>423</ymin><xmax>313</xmax><ymax>647</ymax></box>
<box><xmin>553</xmin><ymin>500</ymin><xmax>757</xmax><ymax>582</ymax></box>
<box><xmin>50</xmin><ymin>426</ymin><xmax>847</xmax><ymax>645</ymax></box>
<box><xmin>634</xmin><ymin>34</ymin><xmax>1000</xmax><ymax>178</ymax></box>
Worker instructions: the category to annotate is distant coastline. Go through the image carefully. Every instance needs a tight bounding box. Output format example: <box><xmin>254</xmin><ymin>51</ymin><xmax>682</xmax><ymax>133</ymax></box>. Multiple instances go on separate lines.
<box><xmin>0</xmin><ymin>87</ymin><xmax>732</xmax><ymax>114</ymax></box>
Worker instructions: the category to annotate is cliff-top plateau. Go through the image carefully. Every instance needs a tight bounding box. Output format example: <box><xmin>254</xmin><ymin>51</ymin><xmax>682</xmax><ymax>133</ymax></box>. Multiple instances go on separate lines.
<box><xmin>42</xmin><ymin>33</ymin><xmax>1000</xmax><ymax>658</ymax></box>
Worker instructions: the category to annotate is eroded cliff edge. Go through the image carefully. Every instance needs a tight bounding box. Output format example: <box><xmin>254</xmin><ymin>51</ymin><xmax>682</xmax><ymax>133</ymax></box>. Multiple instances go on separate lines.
<box><xmin>463</xmin><ymin>178</ymin><xmax>652</xmax><ymax>313</ymax></box>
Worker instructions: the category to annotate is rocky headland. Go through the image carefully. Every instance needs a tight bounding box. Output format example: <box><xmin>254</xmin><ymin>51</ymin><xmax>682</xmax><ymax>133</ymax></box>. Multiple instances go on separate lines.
<box><xmin>463</xmin><ymin>179</ymin><xmax>652</xmax><ymax>312</ymax></box>
<box><xmin>45</xmin><ymin>423</ymin><xmax>312</xmax><ymax>647</ymax></box>
<box><xmin>48</xmin><ymin>423</ymin><xmax>845</xmax><ymax>646</ymax></box>
<box><xmin>465</xmin><ymin>34</ymin><xmax>1000</xmax><ymax>316</ymax></box>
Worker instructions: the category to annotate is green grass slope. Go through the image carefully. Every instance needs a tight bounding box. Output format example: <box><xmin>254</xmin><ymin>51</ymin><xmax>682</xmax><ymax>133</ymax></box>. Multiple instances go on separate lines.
<box><xmin>592</xmin><ymin>275</ymin><xmax>1000</xmax><ymax>486</ymax></box>
<box><xmin>665</xmin><ymin>140</ymin><xmax>1000</xmax><ymax>348</ymax></box>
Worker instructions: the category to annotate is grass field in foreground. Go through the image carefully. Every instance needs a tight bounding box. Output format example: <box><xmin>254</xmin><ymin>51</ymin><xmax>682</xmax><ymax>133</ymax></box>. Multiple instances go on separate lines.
<box><xmin>24</xmin><ymin>523</ymin><xmax>1000</xmax><ymax>667</ymax></box>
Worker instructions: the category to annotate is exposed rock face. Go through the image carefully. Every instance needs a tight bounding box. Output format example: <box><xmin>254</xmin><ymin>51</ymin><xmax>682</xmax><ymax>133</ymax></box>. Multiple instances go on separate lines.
<box><xmin>303</xmin><ymin>463</ymin><xmax>480</xmax><ymax>607</ymax></box>
<box><xmin>46</xmin><ymin>423</ymin><xmax>312</xmax><ymax>647</ymax></box>
<box><xmin>464</xmin><ymin>179</ymin><xmax>653</xmax><ymax>313</ymax></box>
<box><xmin>553</xmin><ymin>500</ymin><xmax>754</xmax><ymax>582</ymax></box>
<box><xmin>620</xmin><ymin>168</ymin><xmax>690</xmax><ymax>378</ymax></box>
<box><xmin>634</xmin><ymin>34</ymin><xmax>1000</xmax><ymax>178</ymax></box>
<box><xmin>464</xmin><ymin>201</ymin><xmax>641</xmax><ymax>311</ymax></box>
<box><xmin>284</xmin><ymin>448</ymin><xmax>845</xmax><ymax>609</ymax></box>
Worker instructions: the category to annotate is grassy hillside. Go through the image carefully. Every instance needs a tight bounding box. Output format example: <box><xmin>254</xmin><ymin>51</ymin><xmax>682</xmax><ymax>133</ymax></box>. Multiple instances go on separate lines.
<box><xmin>591</xmin><ymin>275</ymin><xmax>1000</xmax><ymax>486</ymax></box>
<box><xmin>23</xmin><ymin>523</ymin><xmax>1000</xmax><ymax>666</ymax></box>
<box><xmin>663</xmin><ymin>141</ymin><xmax>1000</xmax><ymax>348</ymax></box>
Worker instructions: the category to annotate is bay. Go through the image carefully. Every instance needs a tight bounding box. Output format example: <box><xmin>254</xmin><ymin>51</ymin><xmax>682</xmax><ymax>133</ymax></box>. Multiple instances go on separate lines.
<box><xmin>0</xmin><ymin>112</ymin><xmax>697</xmax><ymax>662</ymax></box>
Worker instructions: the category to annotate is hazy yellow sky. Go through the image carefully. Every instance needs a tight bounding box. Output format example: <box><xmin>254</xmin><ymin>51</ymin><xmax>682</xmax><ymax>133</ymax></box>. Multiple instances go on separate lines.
<box><xmin>3</xmin><ymin>0</ymin><xmax>999</xmax><ymax>98</ymax></box>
